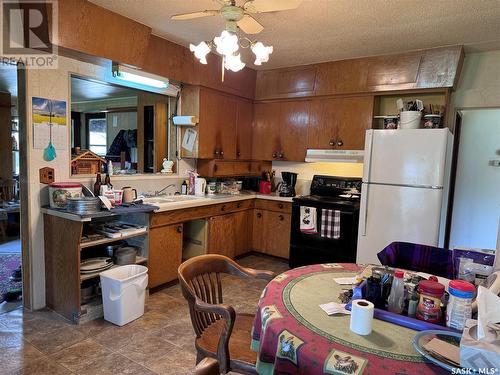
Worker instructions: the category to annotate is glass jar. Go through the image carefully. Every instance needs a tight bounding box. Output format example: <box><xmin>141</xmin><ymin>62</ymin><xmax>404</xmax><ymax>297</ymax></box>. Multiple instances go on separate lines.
<box><xmin>446</xmin><ymin>280</ymin><xmax>475</xmax><ymax>331</ymax></box>
<box><xmin>416</xmin><ymin>280</ymin><xmax>445</xmax><ymax>323</ymax></box>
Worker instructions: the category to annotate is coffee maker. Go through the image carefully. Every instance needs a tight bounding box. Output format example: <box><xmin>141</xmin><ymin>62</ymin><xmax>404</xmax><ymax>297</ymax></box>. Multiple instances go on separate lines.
<box><xmin>278</xmin><ymin>172</ymin><xmax>298</xmax><ymax>197</ymax></box>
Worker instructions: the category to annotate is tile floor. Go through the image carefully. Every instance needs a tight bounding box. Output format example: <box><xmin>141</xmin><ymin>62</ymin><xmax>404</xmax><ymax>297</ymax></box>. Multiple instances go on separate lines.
<box><xmin>0</xmin><ymin>254</ymin><xmax>289</xmax><ymax>375</ymax></box>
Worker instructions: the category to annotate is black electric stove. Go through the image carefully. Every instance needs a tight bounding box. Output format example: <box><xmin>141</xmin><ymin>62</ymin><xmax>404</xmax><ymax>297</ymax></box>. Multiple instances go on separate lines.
<box><xmin>289</xmin><ymin>175</ymin><xmax>362</xmax><ymax>268</ymax></box>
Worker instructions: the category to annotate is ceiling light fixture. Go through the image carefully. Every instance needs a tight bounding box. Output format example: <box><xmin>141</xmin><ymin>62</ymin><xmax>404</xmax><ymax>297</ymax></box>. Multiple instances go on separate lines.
<box><xmin>189</xmin><ymin>27</ymin><xmax>272</xmax><ymax>75</ymax></box>
<box><xmin>111</xmin><ymin>64</ymin><xmax>169</xmax><ymax>89</ymax></box>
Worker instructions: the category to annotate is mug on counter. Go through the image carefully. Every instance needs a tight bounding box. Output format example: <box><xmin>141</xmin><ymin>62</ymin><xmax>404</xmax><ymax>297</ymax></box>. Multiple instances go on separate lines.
<box><xmin>113</xmin><ymin>190</ymin><xmax>123</xmax><ymax>205</ymax></box>
<box><xmin>122</xmin><ymin>186</ymin><xmax>137</xmax><ymax>203</ymax></box>
<box><xmin>207</xmin><ymin>182</ymin><xmax>217</xmax><ymax>195</ymax></box>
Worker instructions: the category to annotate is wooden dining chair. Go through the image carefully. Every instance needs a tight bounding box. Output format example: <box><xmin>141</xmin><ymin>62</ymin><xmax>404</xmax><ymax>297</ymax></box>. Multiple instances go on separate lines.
<box><xmin>195</xmin><ymin>357</ymin><xmax>219</xmax><ymax>375</ymax></box>
<box><xmin>178</xmin><ymin>254</ymin><xmax>275</xmax><ymax>374</ymax></box>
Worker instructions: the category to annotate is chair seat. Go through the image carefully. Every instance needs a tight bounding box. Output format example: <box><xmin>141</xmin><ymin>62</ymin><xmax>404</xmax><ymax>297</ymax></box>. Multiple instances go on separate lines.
<box><xmin>196</xmin><ymin>313</ymin><xmax>257</xmax><ymax>372</ymax></box>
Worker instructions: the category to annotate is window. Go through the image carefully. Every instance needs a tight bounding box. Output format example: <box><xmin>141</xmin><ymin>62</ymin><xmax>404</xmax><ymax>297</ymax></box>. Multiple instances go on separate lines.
<box><xmin>88</xmin><ymin>117</ymin><xmax>107</xmax><ymax>156</ymax></box>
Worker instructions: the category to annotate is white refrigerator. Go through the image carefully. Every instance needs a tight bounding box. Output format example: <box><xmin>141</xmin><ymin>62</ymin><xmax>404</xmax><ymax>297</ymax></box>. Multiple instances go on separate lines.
<box><xmin>357</xmin><ymin>129</ymin><xmax>453</xmax><ymax>264</ymax></box>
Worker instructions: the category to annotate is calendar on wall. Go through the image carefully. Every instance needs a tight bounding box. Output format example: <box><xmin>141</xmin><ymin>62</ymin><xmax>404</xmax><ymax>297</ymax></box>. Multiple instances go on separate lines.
<box><xmin>32</xmin><ymin>97</ymin><xmax>68</xmax><ymax>150</ymax></box>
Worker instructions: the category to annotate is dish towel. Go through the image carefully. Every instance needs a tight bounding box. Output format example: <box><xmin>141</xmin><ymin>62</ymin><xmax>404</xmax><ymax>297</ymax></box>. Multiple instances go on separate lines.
<box><xmin>300</xmin><ymin>206</ymin><xmax>317</xmax><ymax>234</ymax></box>
<box><xmin>321</xmin><ymin>209</ymin><xmax>341</xmax><ymax>239</ymax></box>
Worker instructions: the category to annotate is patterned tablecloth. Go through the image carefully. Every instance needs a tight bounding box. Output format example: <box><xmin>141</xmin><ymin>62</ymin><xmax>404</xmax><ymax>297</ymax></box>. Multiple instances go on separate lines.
<box><xmin>251</xmin><ymin>264</ymin><xmax>446</xmax><ymax>375</ymax></box>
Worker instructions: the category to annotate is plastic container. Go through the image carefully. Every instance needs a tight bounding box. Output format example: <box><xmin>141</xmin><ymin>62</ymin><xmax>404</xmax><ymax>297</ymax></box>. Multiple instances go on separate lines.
<box><xmin>399</xmin><ymin>111</ymin><xmax>422</xmax><ymax>129</ymax></box>
<box><xmin>49</xmin><ymin>182</ymin><xmax>82</xmax><ymax>208</ymax></box>
<box><xmin>416</xmin><ymin>279</ymin><xmax>445</xmax><ymax>323</ymax></box>
<box><xmin>446</xmin><ymin>280</ymin><xmax>475</xmax><ymax>331</ymax></box>
<box><xmin>423</xmin><ymin>114</ymin><xmax>442</xmax><ymax>129</ymax></box>
<box><xmin>383</xmin><ymin>116</ymin><xmax>399</xmax><ymax>129</ymax></box>
<box><xmin>100</xmin><ymin>265</ymin><xmax>148</xmax><ymax>326</ymax></box>
<box><xmin>387</xmin><ymin>270</ymin><xmax>405</xmax><ymax>314</ymax></box>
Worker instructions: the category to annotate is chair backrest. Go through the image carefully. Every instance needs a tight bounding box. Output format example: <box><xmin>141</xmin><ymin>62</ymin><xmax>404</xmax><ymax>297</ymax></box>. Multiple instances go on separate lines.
<box><xmin>0</xmin><ymin>179</ymin><xmax>18</xmax><ymax>201</ymax></box>
<box><xmin>178</xmin><ymin>254</ymin><xmax>255</xmax><ymax>337</ymax></box>
<box><xmin>377</xmin><ymin>241</ymin><xmax>454</xmax><ymax>279</ymax></box>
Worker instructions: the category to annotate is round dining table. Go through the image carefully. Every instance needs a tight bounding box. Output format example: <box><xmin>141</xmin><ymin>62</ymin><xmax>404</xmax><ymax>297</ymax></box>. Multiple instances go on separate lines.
<box><xmin>251</xmin><ymin>263</ymin><xmax>447</xmax><ymax>375</ymax></box>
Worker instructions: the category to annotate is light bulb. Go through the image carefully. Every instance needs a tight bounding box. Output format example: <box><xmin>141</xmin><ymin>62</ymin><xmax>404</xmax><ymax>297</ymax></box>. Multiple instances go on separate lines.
<box><xmin>251</xmin><ymin>42</ymin><xmax>273</xmax><ymax>65</ymax></box>
<box><xmin>214</xmin><ymin>30</ymin><xmax>239</xmax><ymax>57</ymax></box>
<box><xmin>224</xmin><ymin>53</ymin><xmax>245</xmax><ymax>72</ymax></box>
<box><xmin>189</xmin><ymin>41</ymin><xmax>211</xmax><ymax>64</ymax></box>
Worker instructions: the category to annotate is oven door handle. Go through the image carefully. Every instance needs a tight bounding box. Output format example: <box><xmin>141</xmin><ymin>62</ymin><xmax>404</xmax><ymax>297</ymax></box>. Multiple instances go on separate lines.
<box><xmin>360</xmin><ymin>184</ymin><xmax>368</xmax><ymax>236</ymax></box>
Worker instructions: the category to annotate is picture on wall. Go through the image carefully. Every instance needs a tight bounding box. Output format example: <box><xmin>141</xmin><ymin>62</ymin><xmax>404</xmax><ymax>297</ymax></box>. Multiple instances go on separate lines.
<box><xmin>32</xmin><ymin>97</ymin><xmax>68</xmax><ymax>150</ymax></box>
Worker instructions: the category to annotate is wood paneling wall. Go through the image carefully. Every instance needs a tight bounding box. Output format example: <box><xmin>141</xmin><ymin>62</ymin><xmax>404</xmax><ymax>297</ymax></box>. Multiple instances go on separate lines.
<box><xmin>56</xmin><ymin>0</ymin><xmax>256</xmax><ymax>99</ymax></box>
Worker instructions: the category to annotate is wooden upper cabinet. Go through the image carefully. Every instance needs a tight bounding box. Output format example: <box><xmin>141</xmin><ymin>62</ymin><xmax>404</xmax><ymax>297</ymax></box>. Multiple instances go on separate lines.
<box><xmin>314</xmin><ymin>59</ymin><xmax>369</xmax><ymax>95</ymax></box>
<box><xmin>254</xmin><ymin>46</ymin><xmax>463</xmax><ymax>100</ymax></box>
<box><xmin>253</xmin><ymin>101</ymin><xmax>309</xmax><ymax>162</ymax></box>
<box><xmin>279</xmin><ymin>100</ymin><xmax>309</xmax><ymax>161</ymax></box>
<box><xmin>255</xmin><ymin>66</ymin><xmax>317</xmax><ymax>100</ymax></box>
<box><xmin>336</xmin><ymin>96</ymin><xmax>374</xmax><ymax>150</ymax></box>
<box><xmin>308</xmin><ymin>96</ymin><xmax>373</xmax><ymax>150</ymax></box>
<box><xmin>253</xmin><ymin>102</ymin><xmax>282</xmax><ymax>161</ymax></box>
<box><xmin>198</xmin><ymin>89</ymin><xmax>237</xmax><ymax>159</ymax></box>
<box><xmin>235</xmin><ymin>99</ymin><xmax>254</xmax><ymax>159</ymax></box>
<box><xmin>58</xmin><ymin>0</ymin><xmax>151</xmax><ymax>68</ymax></box>
<box><xmin>365</xmin><ymin>51</ymin><xmax>423</xmax><ymax>91</ymax></box>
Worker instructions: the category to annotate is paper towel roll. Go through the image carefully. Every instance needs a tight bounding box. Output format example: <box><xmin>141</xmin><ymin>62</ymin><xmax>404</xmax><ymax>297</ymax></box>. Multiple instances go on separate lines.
<box><xmin>350</xmin><ymin>299</ymin><xmax>374</xmax><ymax>335</ymax></box>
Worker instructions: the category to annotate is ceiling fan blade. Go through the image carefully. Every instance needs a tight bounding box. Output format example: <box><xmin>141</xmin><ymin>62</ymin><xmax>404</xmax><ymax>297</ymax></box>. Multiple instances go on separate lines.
<box><xmin>244</xmin><ymin>0</ymin><xmax>302</xmax><ymax>13</ymax></box>
<box><xmin>171</xmin><ymin>10</ymin><xmax>218</xmax><ymax>20</ymax></box>
<box><xmin>237</xmin><ymin>14</ymin><xmax>264</xmax><ymax>34</ymax></box>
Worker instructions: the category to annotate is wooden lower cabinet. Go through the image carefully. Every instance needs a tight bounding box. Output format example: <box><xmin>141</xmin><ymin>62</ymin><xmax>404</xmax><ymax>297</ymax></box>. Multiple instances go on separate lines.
<box><xmin>252</xmin><ymin>209</ymin><xmax>291</xmax><ymax>259</ymax></box>
<box><xmin>148</xmin><ymin>224</ymin><xmax>183</xmax><ymax>288</ymax></box>
<box><xmin>207</xmin><ymin>210</ymin><xmax>252</xmax><ymax>258</ymax></box>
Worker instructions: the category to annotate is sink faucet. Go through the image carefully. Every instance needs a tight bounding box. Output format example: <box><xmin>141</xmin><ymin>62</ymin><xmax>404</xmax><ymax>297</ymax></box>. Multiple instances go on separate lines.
<box><xmin>154</xmin><ymin>183</ymin><xmax>177</xmax><ymax>196</ymax></box>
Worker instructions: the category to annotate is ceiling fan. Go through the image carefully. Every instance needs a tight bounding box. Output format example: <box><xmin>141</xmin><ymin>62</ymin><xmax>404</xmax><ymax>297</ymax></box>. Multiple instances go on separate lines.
<box><xmin>172</xmin><ymin>0</ymin><xmax>302</xmax><ymax>73</ymax></box>
<box><xmin>171</xmin><ymin>0</ymin><xmax>303</xmax><ymax>35</ymax></box>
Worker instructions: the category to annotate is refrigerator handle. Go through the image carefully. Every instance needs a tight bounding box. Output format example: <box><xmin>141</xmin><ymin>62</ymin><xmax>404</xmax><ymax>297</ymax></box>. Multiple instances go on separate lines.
<box><xmin>360</xmin><ymin>184</ymin><xmax>368</xmax><ymax>236</ymax></box>
<box><xmin>363</xmin><ymin>130</ymin><xmax>374</xmax><ymax>183</ymax></box>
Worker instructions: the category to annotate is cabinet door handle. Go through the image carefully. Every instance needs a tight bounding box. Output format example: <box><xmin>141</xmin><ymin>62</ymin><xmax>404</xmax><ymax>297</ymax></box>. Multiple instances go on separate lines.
<box><xmin>278</xmin><ymin>151</ymin><xmax>284</xmax><ymax>159</ymax></box>
<box><xmin>329</xmin><ymin>139</ymin><xmax>336</xmax><ymax>147</ymax></box>
<box><xmin>221</xmin><ymin>205</ymin><xmax>226</xmax><ymax>211</ymax></box>
<box><xmin>236</xmin><ymin>151</ymin><xmax>241</xmax><ymax>157</ymax></box>
<box><xmin>220</xmin><ymin>150</ymin><xmax>224</xmax><ymax>156</ymax></box>
<box><xmin>257</xmin><ymin>212</ymin><xmax>262</xmax><ymax>218</ymax></box>
<box><xmin>337</xmin><ymin>140</ymin><xmax>343</xmax><ymax>147</ymax></box>
<box><xmin>214</xmin><ymin>149</ymin><xmax>220</xmax><ymax>155</ymax></box>
<box><xmin>272</xmin><ymin>152</ymin><xmax>277</xmax><ymax>159</ymax></box>
<box><xmin>278</xmin><ymin>203</ymin><xmax>284</xmax><ymax>209</ymax></box>
<box><xmin>177</xmin><ymin>226</ymin><xmax>183</xmax><ymax>233</ymax></box>
<box><xmin>278</xmin><ymin>215</ymin><xmax>284</xmax><ymax>221</ymax></box>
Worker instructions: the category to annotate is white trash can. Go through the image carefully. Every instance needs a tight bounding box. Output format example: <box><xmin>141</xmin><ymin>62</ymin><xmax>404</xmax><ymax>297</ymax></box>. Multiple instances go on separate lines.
<box><xmin>100</xmin><ymin>264</ymin><xmax>148</xmax><ymax>326</ymax></box>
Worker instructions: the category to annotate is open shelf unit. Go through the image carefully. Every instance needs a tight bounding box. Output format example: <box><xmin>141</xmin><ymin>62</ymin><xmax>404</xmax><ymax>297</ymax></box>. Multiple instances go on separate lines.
<box><xmin>43</xmin><ymin>209</ymin><xmax>152</xmax><ymax>323</ymax></box>
<box><xmin>372</xmin><ymin>89</ymin><xmax>450</xmax><ymax>129</ymax></box>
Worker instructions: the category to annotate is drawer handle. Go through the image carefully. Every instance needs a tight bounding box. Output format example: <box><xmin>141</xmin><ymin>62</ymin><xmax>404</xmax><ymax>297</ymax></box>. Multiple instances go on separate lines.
<box><xmin>236</xmin><ymin>203</ymin><xmax>241</xmax><ymax>208</ymax></box>
<box><xmin>221</xmin><ymin>205</ymin><xmax>226</xmax><ymax>211</ymax></box>
<box><xmin>257</xmin><ymin>212</ymin><xmax>262</xmax><ymax>218</ymax></box>
<box><xmin>177</xmin><ymin>226</ymin><xmax>183</xmax><ymax>233</ymax></box>
<box><xmin>278</xmin><ymin>203</ymin><xmax>284</xmax><ymax>209</ymax></box>
<box><xmin>278</xmin><ymin>215</ymin><xmax>284</xmax><ymax>221</ymax></box>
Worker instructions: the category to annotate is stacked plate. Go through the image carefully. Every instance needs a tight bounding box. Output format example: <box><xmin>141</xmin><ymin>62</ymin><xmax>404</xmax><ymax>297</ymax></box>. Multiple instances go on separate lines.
<box><xmin>80</xmin><ymin>257</ymin><xmax>113</xmax><ymax>274</ymax></box>
<box><xmin>67</xmin><ymin>197</ymin><xmax>101</xmax><ymax>214</ymax></box>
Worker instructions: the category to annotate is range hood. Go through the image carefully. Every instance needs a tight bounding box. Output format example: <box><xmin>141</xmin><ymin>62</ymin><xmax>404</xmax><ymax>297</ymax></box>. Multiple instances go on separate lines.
<box><xmin>305</xmin><ymin>149</ymin><xmax>364</xmax><ymax>163</ymax></box>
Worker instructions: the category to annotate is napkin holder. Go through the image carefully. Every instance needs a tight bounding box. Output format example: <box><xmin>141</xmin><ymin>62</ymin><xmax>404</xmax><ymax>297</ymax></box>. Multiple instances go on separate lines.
<box><xmin>460</xmin><ymin>319</ymin><xmax>500</xmax><ymax>370</ymax></box>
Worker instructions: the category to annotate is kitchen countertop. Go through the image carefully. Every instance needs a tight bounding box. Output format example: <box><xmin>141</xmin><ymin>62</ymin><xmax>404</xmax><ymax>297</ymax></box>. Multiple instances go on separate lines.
<box><xmin>41</xmin><ymin>192</ymin><xmax>295</xmax><ymax>218</ymax></box>
<box><xmin>145</xmin><ymin>192</ymin><xmax>294</xmax><ymax>213</ymax></box>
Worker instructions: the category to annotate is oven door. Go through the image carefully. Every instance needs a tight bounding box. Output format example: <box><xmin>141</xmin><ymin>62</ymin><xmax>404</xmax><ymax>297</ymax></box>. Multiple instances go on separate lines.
<box><xmin>289</xmin><ymin>200</ymin><xmax>359</xmax><ymax>268</ymax></box>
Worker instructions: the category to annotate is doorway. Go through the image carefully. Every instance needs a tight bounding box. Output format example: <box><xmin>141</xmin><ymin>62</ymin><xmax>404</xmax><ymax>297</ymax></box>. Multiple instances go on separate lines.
<box><xmin>448</xmin><ymin>108</ymin><xmax>500</xmax><ymax>251</ymax></box>
<box><xmin>0</xmin><ymin>64</ymin><xmax>25</xmax><ymax>313</ymax></box>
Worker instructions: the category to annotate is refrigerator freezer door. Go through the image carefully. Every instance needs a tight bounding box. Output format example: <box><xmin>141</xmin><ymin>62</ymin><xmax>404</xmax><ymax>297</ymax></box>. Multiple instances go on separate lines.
<box><xmin>363</xmin><ymin>129</ymin><xmax>450</xmax><ymax>187</ymax></box>
<box><xmin>357</xmin><ymin>182</ymin><xmax>443</xmax><ymax>265</ymax></box>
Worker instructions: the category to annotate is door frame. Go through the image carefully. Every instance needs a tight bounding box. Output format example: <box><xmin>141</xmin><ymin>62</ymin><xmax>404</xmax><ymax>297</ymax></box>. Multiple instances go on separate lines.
<box><xmin>17</xmin><ymin>63</ymin><xmax>31</xmax><ymax>308</ymax></box>
<box><xmin>444</xmin><ymin>106</ymin><xmax>500</xmax><ymax>249</ymax></box>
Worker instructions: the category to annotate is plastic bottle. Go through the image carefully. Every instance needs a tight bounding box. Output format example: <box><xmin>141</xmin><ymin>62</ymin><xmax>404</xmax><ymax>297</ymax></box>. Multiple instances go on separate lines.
<box><xmin>387</xmin><ymin>270</ymin><xmax>405</xmax><ymax>314</ymax></box>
